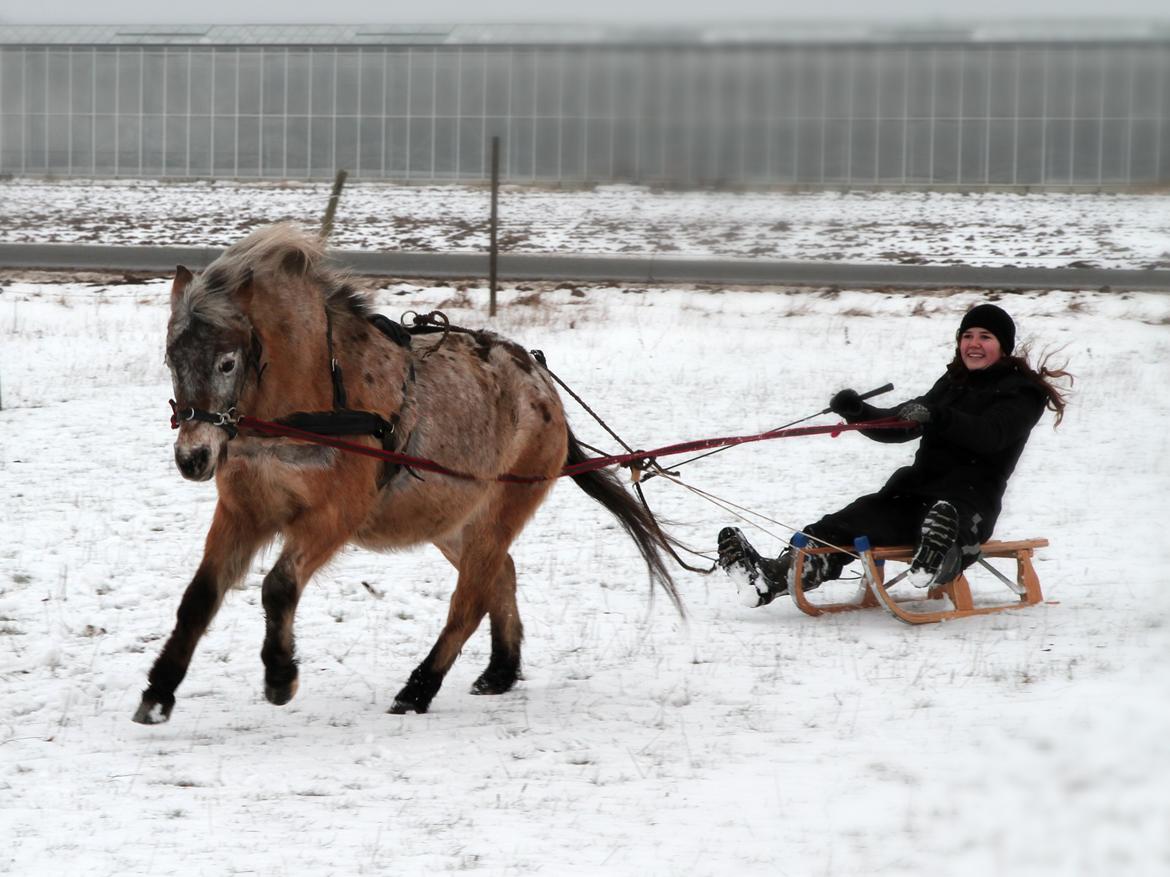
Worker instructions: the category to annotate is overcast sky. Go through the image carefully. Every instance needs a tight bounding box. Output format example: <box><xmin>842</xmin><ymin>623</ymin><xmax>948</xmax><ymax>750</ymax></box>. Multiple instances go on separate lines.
<box><xmin>4</xmin><ymin>0</ymin><xmax>1169</xmax><ymax>25</ymax></box>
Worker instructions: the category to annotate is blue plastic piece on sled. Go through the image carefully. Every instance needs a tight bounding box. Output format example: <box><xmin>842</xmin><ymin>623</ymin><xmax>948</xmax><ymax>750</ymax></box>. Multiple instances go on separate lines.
<box><xmin>854</xmin><ymin>535</ymin><xmax>872</xmax><ymax>553</ymax></box>
<box><xmin>791</xmin><ymin>532</ymin><xmax>810</xmax><ymax>548</ymax></box>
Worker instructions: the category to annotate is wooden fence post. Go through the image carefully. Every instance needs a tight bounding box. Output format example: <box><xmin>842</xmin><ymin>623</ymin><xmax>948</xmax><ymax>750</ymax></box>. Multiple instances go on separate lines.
<box><xmin>321</xmin><ymin>169</ymin><xmax>349</xmax><ymax>241</ymax></box>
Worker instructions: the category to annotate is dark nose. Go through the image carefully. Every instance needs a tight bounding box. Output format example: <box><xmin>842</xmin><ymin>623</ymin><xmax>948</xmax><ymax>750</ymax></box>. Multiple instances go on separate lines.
<box><xmin>175</xmin><ymin>445</ymin><xmax>211</xmax><ymax>480</ymax></box>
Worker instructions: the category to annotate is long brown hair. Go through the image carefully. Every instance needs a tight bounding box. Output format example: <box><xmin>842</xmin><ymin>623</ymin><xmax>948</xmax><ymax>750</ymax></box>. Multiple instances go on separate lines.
<box><xmin>947</xmin><ymin>345</ymin><xmax>1073</xmax><ymax>426</ymax></box>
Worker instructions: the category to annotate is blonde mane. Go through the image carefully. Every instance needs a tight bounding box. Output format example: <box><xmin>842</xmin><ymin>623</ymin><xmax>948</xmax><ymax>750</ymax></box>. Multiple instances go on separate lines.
<box><xmin>169</xmin><ymin>223</ymin><xmax>366</xmax><ymax>342</ymax></box>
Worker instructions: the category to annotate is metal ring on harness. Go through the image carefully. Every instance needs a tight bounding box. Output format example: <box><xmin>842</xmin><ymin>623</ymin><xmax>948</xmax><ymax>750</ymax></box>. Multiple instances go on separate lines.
<box><xmin>169</xmin><ymin>400</ymin><xmax>241</xmax><ymax>438</ymax></box>
<box><xmin>621</xmin><ymin>453</ymin><xmax>654</xmax><ymax>483</ymax></box>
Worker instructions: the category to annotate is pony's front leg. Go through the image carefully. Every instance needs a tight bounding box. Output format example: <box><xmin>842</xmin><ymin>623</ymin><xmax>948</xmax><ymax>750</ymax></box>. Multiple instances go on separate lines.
<box><xmin>133</xmin><ymin>503</ymin><xmax>267</xmax><ymax>724</ymax></box>
<box><xmin>259</xmin><ymin>554</ymin><xmax>302</xmax><ymax>705</ymax></box>
<box><xmin>259</xmin><ymin>520</ymin><xmax>351</xmax><ymax>707</ymax></box>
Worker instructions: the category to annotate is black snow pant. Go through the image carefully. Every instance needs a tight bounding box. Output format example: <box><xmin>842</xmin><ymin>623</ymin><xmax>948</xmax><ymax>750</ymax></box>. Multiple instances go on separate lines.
<box><xmin>795</xmin><ymin>492</ymin><xmax>984</xmax><ymax>583</ymax></box>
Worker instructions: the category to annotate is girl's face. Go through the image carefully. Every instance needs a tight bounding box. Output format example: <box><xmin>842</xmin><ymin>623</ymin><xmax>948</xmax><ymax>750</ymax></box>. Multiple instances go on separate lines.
<box><xmin>959</xmin><ymin>327</ymin><xmax>1004</xmax><ymax>370</ymax></box>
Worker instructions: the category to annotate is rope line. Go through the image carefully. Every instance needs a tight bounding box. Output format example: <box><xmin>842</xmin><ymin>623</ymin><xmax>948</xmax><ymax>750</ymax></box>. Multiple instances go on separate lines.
<box><xmin>537</xmin><ymin>355</ymin><xmax>637</xmax><ymax>454</ymax></box>
<box><xmin>649</xmin><ymin>468</ymin><xmax>863</xmax><ymax>562</ymax></box>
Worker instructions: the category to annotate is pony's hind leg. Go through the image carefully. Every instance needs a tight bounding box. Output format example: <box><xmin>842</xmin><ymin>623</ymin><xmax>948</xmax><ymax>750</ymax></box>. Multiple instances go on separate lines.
<box><xmin>389</xmin><ymin>540</ymin><xmax>503</xmax><ymax>715</ymax></box>
<box><xmin>133</xmin><ymin>502</ymin><xmax>269</xmax><ymax>724</ymax></box>
<box><xmin>427</xmin><ymin>543</ymin><xmax>524</xmax><ymax>696</ymax></box>
<box><xmin>391</xmin><ymin>484</ymin><xmax>545</xmax><ymax>715</ymax></box>
<box><xmin>470</xmin><ymin>553</ymin><xmax>523</xmax><ymax>696</ymax></box>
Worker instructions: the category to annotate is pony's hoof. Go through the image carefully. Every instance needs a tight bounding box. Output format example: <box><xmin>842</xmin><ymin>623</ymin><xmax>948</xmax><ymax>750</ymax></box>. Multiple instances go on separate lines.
<box><xmin>390</xmin><ymin>667</ymin><xmax>440</xmax><ymax>714</ymax></box>
<box><xmin>388</xmin><ymin>697</ymin><xmax>428</xmax><ymax>715</ymax></box>
<box><xmin>132</xmin><ymin>691</ymin><xmax>174</xmax><ymax>725</ymax></box>
<box><xmin>264</xmin><ymin>677</ymin><xmax>299</xmax><ymax>706</ymax></box>
<box><xmin>470</xmin><ymin>668</ymin><xmax>519</xmax><ymax>696</ymax></box>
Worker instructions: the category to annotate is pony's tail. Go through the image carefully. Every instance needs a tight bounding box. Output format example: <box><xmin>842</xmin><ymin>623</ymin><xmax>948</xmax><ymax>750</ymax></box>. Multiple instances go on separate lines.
<box><xmin>566</xmin><ymin>427</ymin><xmax>686</xmax><ymax>617</ymax></box>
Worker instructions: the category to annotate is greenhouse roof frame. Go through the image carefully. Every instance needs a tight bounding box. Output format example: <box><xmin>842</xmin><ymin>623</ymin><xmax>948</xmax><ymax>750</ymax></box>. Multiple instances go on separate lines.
<box><xmin>2</xmin><ymin>20</ymin><xmax>1169</xmax><ymax>48</ymax></box>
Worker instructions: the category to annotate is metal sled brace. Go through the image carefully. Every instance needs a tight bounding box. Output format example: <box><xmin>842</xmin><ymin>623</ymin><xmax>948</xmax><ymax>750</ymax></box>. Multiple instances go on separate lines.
<box><xmin>788</xmin><ymin>534</ymin><xmax>1050</xmax><ymax>625</ymax></box>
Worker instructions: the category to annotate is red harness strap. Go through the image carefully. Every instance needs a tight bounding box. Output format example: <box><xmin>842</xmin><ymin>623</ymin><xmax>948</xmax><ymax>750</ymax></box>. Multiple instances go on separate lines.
<box><xmin>221</xmin><ymin>414</ymin><xmax>915</xmax><ymax>484</ymax></box>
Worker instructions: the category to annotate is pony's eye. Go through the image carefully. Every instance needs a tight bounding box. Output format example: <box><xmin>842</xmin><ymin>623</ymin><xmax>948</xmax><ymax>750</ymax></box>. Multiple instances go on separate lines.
<box><xmin>219</xmin><ymin>358</ymin><xmax>236</xmax><ymax>375</ymax></box>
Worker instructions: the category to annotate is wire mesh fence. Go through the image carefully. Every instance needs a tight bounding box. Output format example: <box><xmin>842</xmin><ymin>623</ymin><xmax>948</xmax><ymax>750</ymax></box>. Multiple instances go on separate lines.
<box><xmin>2</xmin><ymin>39</ymin><xmax>1167</xmax><ymax>189</ymax></box>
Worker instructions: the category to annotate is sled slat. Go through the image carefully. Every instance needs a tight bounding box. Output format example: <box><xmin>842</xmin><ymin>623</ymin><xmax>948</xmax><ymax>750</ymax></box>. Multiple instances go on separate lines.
<box><xmin>790</xmin><ymin>538</ymin><xmax>1048</xmax><ymax>624</ymax></box>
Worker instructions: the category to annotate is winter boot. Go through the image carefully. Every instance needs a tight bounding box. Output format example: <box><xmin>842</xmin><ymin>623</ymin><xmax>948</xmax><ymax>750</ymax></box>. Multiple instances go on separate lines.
<box><xmin>718</xmin><ymin>527</ymin><xmax>789</xmax><ymax>608</ymax></box>
<box><xmin>783</xmin><ymin>542</ymin><xmax>830</xmax><ymax>594</ymax></box>
<box><xmin>907</xmin><ymin>500</ymin><xmax>962</xmax><ymax>589</ymax></box>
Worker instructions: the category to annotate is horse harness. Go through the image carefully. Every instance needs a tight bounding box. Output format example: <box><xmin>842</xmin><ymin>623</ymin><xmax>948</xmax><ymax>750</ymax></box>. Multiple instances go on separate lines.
<box><xmin>170</xmin><ymin>309</ymin><xmax>458</xmax><ymax>489</ymax></box>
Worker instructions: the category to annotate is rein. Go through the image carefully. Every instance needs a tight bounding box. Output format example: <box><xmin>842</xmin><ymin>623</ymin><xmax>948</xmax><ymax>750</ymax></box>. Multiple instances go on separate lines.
<box><xmin>169</xmin><ymin>408</ymin><xmax>915</xmax><ymax>484</ymax></box>
<box><xmin>168</xmin><ymin>305</ymin><xmax>913</xmax><ymax>484</ymax></box>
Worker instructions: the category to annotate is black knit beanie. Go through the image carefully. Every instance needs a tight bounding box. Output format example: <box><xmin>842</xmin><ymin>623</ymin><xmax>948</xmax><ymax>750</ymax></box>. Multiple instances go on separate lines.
<box><xmin>957</xmin><ymin>303</ymin><xmax>1015</xmax><ymax>355</ymax></box>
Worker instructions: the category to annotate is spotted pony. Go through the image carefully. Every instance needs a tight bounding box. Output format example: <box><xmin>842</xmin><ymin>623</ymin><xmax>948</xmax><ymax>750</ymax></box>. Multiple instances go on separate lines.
<box><xmin>134</xmin><ymin>223</ymin><xmax>681</xmax><ymax>723</ymax></box>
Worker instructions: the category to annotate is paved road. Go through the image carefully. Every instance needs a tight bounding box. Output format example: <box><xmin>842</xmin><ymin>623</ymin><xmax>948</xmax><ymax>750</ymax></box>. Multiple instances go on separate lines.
<box><xmin>2</xmin><ymin>242</ymin><xmax>1168</xmax><ymax>291</ymax></box>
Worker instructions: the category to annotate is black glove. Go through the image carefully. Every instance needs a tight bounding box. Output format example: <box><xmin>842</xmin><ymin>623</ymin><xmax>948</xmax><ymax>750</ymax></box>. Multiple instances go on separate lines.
<box><xmin>897</xmin><ymin>402</ymin><xmax>932</xmax><ymax>424</ymax></box>
<box><xmin>829</xmin><ymin>389</ymin><xmax>865</xmax><ymax>419</ymax></box>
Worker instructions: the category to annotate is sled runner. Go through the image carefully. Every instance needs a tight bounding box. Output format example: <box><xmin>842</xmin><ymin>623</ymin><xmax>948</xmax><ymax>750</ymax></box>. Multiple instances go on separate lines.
<box><xmin>788</xmin><ymin>535</ymin><xmax>1049</xmax><ymax>625</ymax></box>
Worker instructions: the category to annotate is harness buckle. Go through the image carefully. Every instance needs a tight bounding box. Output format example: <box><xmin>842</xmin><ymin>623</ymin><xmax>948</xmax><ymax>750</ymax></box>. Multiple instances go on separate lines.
<box><xmin>213</xmin><ymin>407</ymin><xmax>239</xmax><ymax>428</ymax></box>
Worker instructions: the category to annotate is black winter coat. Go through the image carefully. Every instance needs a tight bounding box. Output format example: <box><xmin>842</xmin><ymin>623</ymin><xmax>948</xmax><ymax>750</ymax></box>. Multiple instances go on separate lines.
<box><xmin>843</xmin><ymin>360</ymin><xmax>1046</xmax><ymax>537</ymax></box>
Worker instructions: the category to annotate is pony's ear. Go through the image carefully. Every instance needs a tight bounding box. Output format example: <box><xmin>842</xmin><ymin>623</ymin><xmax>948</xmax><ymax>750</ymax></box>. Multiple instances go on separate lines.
<box><xmin>171</xmin><ymin>265</ymin><xmax>193</xmax><ymax>307</ymax></box>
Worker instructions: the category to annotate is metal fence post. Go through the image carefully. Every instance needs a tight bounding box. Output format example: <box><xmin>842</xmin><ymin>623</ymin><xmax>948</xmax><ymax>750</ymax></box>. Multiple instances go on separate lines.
<box><xmin>489</xmin><ymin>136</ymin><xmax>500</xmax><ymax>317</ymax></box>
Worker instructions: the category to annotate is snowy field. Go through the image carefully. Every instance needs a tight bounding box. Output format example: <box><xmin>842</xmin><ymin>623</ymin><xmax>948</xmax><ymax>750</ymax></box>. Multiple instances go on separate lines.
<box><xmin>2</xmin><ymin>269</ymin><xmax>1169</xmax><ymax>875</ymax></box>
<box><xmin>2</xmin><ymin>181</ymin><xmax>1170</xmax><ymax>875</ymax></box>
<box><xmin>3</xmin><ymin>178</ymin><xmax>1170</xmax><ymax>269</ymax></box>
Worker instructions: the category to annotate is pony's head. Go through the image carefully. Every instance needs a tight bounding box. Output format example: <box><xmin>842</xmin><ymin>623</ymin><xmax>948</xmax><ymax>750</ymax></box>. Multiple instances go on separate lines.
<box><xmin>166</xmin><ymin>264</ymin><xmax>258</xmax><ymax>481</ymax></box>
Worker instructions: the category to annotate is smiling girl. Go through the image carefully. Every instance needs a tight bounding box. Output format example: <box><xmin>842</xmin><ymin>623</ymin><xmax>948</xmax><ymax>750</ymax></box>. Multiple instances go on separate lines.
<box><xmin>719</xmin><ymin>302</ymin><xmax>1073</xmax><ymax>608</ymax></box>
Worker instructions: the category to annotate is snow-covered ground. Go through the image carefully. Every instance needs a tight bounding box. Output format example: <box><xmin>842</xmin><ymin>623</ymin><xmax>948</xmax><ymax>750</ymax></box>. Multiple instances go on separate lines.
<box><xmin>1</xmin><ymin>258</ymin><xmax>1168</xmax><ymax>873</ymax></box>
<box><xmin>3</xmin><ymin>178</ymin><xmax>1170</xmax><ymax>269</ymax></box>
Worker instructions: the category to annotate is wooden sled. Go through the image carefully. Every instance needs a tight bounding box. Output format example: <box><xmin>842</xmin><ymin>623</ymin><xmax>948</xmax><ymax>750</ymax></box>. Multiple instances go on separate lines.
<box><xmin>789</xmin><ymin>535</ymin><xmax>1050</xmax><ymax>625</ymax></box>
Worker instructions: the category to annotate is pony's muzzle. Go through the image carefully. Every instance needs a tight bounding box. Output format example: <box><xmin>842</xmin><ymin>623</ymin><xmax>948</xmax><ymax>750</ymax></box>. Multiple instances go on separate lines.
<box><xmin>175</xmin><ymin>443</ymin><xmax>214</xmax><ymax>481</ymax></box>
